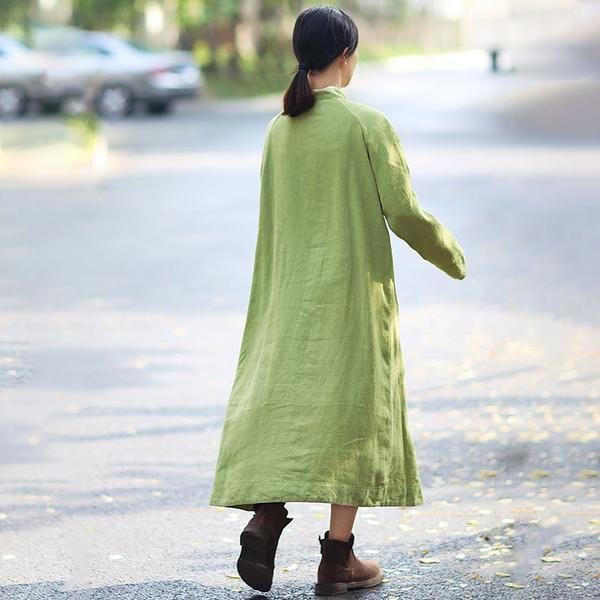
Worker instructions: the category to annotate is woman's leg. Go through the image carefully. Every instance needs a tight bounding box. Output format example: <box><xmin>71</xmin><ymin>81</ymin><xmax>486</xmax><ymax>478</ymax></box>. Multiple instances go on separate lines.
<box><xmin>329</xmin><ymin>503</ymin><xmax>358</xmax><ymax>541</ymax></box>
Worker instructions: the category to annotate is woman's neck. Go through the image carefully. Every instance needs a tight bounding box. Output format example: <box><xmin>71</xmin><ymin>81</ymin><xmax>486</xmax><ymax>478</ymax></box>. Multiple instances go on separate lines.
<box><xmin>308</xmin><ymin>72</ymin><xmax>343</xmax><ymax>91</ymax></box>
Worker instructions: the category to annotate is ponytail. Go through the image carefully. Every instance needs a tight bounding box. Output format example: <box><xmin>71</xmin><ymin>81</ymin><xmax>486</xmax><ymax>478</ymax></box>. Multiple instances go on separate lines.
<box><xmin>283</xmin><ymin>63</ymin><xmax>315</xmax><ymax>118</ymax></box>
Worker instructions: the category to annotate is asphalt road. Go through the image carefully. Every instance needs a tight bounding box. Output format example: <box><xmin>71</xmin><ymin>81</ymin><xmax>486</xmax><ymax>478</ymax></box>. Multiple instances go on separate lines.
<box><xmin>0</xmin><ymin>54</ymin><xmax>598</xmax><ymax>599</ymax></box>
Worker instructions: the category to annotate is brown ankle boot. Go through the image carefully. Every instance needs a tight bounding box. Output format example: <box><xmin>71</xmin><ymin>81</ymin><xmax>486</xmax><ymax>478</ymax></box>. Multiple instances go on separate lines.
<box><xmin>315</xmin><ymin>529</ymin><xmax>384</xmax><ymax>596</ymax></box>
<box><xmin>236</xmin><ymin>502</ymin><xmax>294</xmax><ymax>592</ymax></box>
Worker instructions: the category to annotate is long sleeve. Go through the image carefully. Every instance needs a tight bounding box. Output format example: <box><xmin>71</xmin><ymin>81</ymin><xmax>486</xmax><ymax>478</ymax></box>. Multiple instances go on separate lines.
<box><xmin>364</xmin><ymin>111</ymin><xmax>467</xmax><ymax>280</ymax></box>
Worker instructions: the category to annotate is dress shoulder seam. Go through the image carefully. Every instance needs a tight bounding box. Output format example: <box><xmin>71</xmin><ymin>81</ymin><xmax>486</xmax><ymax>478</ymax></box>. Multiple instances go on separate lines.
<box><xmin>268</xmin><ymin>110</ymin><xmax>284</xmax><ymax>132</ymax></box>
<box><xmin>329</xmin><ymin>97</ymin><xmax>372</xmax><ymax>146</ymax></box>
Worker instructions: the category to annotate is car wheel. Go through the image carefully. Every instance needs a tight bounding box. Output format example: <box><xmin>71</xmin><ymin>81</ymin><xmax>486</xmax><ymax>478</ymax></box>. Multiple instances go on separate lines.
<box><xmin>0</xmin><ymin>85</ymin><xmax>27</xmax><ymax>119</ymax></box>
<box><xmin>95</xmin><ymin>85</ymin><xmax>134</xmax><ymax>119</ymax></box>
<box><xmin>39</xmin><ymin>100</ymin><xmax>63</xmax><ymax>114</ymax></box>
<box><xmin>145</xmin><ymin>99</ymin><xmax>172</xmax><ymax>115</ymax></box>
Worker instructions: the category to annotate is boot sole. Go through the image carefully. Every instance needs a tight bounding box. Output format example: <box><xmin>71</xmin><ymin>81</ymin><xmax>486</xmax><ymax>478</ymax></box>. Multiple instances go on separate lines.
<box><xmin>237</xmin><ymin>529</ymin><xmax>273</xmax><ymax>592</ymax></box>
<box><xmin>314</xmin><ymin>567</ymin><xmax>385</xmax><ymax>596</ymax></box>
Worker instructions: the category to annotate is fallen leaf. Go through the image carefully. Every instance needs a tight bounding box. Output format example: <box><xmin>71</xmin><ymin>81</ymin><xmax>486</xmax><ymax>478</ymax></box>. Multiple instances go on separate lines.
<box><xmin>504</xmin><ymin>582</ymin><xmax>525</xmax><ymax>589</ymax></box>
<box><xmin>541</xmin><ymin>556</ymin><xmax>562</xmax><ymax>563</ymax></box>
<box><xmin>225</xmin><ymin>573</ymin><xmax>241</xmax><ymax>579</ymax></box>
<box><xmin>419</xmin><ymin>557</ymin><xmax>440</xmax><ymax>564</ymax></box>
<box><xmin>478</xmin><ymin>469</ymin><xmax>497</xmax><ymax>479</ymax></box>
<box><xmin>578</xmin><ymin>469</ymin><xmax>598</xmax><ymax>479</ymax></box>
<box><xmin>495</xmin><ymin>572</ymin><xmax>511</xmax><ymax>577</ymax></box>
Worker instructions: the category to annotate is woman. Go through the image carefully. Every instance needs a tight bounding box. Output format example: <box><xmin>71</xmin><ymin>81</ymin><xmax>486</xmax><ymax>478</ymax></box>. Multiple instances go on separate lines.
<box><xmin>209</xmin><ymin>5</ymin><xmax>467</xmax><ymax>596</ymax></box>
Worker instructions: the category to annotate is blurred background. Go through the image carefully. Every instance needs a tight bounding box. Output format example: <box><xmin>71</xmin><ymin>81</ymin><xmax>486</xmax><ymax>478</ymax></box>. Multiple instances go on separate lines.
<box><xmin>0</xmin><ymin>0</ymin><xmax>599</xmax><ymax>117</ymax></box>
<box><xmin>1</xmin><ymin>1</ymin><xmax>599</xmax><ymax>599</ymax></box>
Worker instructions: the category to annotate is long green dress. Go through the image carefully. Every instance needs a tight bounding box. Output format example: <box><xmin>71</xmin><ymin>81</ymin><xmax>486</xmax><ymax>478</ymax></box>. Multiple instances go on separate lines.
<box><xmin>209</xmin><ymin>85</ymin><xmax>466</xmax><ymax>512</ymax></box>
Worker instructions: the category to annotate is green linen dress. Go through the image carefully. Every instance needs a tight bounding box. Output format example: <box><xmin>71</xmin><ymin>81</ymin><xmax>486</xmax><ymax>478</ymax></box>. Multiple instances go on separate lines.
<box><xmin>209</xmin><ymin>84</ymin><xmax>467</xmax><ymax>512</ymax></box>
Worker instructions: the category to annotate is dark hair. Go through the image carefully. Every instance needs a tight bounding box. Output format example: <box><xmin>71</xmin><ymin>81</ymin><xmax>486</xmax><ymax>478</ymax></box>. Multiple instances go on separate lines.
<box><xmin>282</xmin><ymin>5</ymin><xmax>358</xmax><ymax>117</ymax></box>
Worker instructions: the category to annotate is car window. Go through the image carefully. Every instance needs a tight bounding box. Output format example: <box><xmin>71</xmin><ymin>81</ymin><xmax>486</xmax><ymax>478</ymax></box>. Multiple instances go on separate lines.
<box><xmin>0</xmin><ymin>37</ymin><xmax>29</xmax><ymax>55</ymax></box>
<box><xmin>125</xmin><ymin>39</ymin><xmax>162</xmax><ymax>53</ymax></box>
<box><xmin>84</xmin><ymin>43</ymin><xmax>112</xmax><ymax>56</ymax></box>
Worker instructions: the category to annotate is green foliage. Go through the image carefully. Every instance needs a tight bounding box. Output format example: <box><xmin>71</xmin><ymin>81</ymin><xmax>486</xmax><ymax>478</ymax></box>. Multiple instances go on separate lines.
<box><xmin>70</xmin><ymin>0</ymin><xmax>140</xmax><ymax>31</ymax></box>
<box><xmin>203</xmin><ymin>51</ymin><xmax>295</xmax><ymax>99</ymax></box>
<box><xmin>67</xmin><ymin>110</ymin><xmax>100</xmax><ymax>152</ymax></box>
<box><xmin>0</xmin><ymin>0</ymin><xmax>35</xmax><ymax>28</ymax></box>
<box><xmin>176</xmin><ymin>0</ymin><xmax>239</xmax><ymax>28</ymax></box>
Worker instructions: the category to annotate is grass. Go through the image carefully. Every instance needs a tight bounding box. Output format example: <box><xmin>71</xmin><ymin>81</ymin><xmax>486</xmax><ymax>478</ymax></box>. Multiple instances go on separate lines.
<box><xmin>201</xmin><ymin>43</ymin><xmax>431</xmax><ymax>100</ymax></box>
<box><xmin>358</xmin><ymin>43</ymin><xmax>427</xmax><ymax>61</ymax></box>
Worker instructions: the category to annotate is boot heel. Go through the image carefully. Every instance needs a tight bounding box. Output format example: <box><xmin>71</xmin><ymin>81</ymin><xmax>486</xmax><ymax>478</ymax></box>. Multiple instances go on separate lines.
<box><xmin>314</xmin><ymin>581</ymin><xmax>348</xmax><ymax>595</ymax></box>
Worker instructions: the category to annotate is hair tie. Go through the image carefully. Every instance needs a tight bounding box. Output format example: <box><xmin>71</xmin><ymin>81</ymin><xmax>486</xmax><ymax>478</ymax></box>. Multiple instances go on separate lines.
<box><xmin>298</xmin><ymin>63</ymin><xmax>309</xmax><ymax>72</ymax></box>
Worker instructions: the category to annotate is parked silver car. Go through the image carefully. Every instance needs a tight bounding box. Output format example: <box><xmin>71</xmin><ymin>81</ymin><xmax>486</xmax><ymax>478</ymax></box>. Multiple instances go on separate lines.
<box><xmin>0</xmin><ymin>34</ymin><xmax>54</xmax><ymax>118</ymax></box>
<box><xmin>0</xmin><ymin>33</ymin><xmax>94</xmax><ymax>118</ymax></box>
<box><xmin>33</xmin><ymin>28</ymin><xmax>203</xmax><ymax>118</ymax></box>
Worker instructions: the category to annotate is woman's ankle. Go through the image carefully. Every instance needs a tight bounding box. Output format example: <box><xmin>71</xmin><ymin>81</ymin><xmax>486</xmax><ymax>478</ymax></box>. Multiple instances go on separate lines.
<box><xmin>328</xmin><ymin>531</ymin><xmax>351</xmax><ymax>542</ymax></box>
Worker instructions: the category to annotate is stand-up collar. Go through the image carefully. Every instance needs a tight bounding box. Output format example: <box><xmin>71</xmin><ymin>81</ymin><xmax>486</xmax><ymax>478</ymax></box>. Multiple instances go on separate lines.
<box><xmin>313</xmin><ymin>85</ymin><xmax>347</xmax><ymax>99</ymax></box>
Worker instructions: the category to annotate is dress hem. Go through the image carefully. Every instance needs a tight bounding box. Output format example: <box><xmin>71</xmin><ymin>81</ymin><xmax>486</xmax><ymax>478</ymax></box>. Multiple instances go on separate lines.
<box><xmin>208</xmin><ymin>487</ymin><xmax>425</xmax><ymax>512</ymax></box>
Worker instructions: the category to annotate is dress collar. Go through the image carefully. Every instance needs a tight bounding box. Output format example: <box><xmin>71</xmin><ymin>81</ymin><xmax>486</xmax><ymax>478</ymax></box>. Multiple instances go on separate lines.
<box><xmin>313</xmin><ymin>85</ymin><xmax>347</xmax><ymax>98</ymax></box>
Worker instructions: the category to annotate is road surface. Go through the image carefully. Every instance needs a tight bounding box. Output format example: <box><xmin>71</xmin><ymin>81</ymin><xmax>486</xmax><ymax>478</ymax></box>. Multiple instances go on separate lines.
<box><xmin>0</xmin><ymin>52</ymin><xmax>598</xmax><ymax>599</ymax></box>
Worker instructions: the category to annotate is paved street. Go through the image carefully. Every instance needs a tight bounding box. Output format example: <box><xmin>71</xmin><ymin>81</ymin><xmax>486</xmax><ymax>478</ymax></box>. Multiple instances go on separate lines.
<box><xmin>0</xmin><ymin>52</ymin><xmax>598</xmax><ymax>599</ymax></box>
